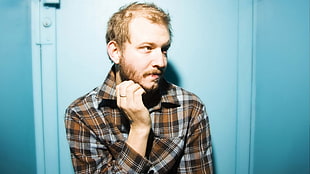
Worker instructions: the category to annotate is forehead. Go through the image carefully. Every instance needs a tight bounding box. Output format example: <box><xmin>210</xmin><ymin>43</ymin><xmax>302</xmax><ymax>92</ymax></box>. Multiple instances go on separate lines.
<box><xmin>128</xmin><ymin>17</ymin><xmax>170</xmax><ymax>44</ymax></box>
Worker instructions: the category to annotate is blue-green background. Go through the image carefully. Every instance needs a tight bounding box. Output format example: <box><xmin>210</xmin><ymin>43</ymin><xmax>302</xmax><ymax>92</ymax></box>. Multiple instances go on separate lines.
<box><xmin>0</xmin><ymin>0</ymin><xmax>308</xmax><ymax>173</ymax></box>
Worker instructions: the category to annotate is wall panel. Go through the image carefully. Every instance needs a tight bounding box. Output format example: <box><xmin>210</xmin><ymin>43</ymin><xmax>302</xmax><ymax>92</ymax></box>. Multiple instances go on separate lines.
<box><xmin>0</xmin><ymin>0</ymin><xmax>36</xmax><ymax>173</ymax></box>
<box><xmin>253</xmin><ymin>0</ymin><xmax>309</xmax><ymax>173</ymax></box>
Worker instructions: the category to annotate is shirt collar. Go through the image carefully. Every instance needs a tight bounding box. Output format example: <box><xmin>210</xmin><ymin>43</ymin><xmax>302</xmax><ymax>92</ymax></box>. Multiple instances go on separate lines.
<box><xmin>97</xmin><ymin>65</ymin><xmax>180</xmax><ymax>109</ymax></box>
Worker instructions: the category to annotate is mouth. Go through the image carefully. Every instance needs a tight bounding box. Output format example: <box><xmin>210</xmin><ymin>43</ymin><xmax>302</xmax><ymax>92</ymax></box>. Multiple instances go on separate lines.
<box><xmin>150</xmin><ymin>74</ymin><xmax>161</xmax><ymax>79</ymax></box>
<box><xmin>144</xmin><ymin>70</ymin><xmax>163</xmax><ymax>80</ymax></box>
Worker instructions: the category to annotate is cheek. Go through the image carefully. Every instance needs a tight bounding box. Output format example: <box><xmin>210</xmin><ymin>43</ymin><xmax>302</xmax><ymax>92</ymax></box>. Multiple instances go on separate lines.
<box><xmin>126</xmin><ymin>58</ymin><xmax>149</xmax><ymax>73</ymax></box>
<box><xmin>121</xmin><ymin>50</ymin><xmax>152</xmax><ymax>74</ymax></box>
<box><xmin>120</xmin><ymin>59</ymin><xmax>141</xmax><ymax>80</ymax></box>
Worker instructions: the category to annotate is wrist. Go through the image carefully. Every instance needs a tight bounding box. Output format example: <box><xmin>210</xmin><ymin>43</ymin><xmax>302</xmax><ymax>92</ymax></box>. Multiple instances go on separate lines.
<box><xmin>126</xmin><ymin>126</ymin><xmax>151</xmax><ymax>156</ymax></box>
<box><xmin>130</xmin><ymin>125</ymin><xmax>151</xmax><ymax>137</ymax></box>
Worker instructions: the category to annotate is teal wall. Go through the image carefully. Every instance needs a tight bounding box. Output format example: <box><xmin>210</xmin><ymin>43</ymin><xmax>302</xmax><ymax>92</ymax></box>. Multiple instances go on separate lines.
<box><xmin>0</xmin><ymin>0</ymin><xmax>37</xmax><ymax>173</ymax></box>
<box><xmin>253</xmin><ymin>0</ymin><xmax>309</xmax><ymax>174</ymax></box>
<box><xmin>0</xmin><ymin>0</ymin><xmax>308</xmax><ymax>174</ymax></box>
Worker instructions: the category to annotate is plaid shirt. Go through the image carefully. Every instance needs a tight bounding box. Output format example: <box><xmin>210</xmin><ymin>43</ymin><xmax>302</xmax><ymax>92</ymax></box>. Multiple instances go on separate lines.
<box><xmin>65</xmin><ymin>66</ymin><xmax>213</xmax><ymax>174</ymax></box>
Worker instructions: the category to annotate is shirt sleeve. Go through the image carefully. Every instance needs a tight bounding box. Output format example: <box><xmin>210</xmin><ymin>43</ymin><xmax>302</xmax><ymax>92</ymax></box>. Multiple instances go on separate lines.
<box><xmin>65</xmin><ymin>108</ymin><xmax>152</xmax><ymax>174</ymax></box>
<box><xmin>177</xmin><ymin>104</ymin><xmax>214</xmax><ymax>174</ymax></box>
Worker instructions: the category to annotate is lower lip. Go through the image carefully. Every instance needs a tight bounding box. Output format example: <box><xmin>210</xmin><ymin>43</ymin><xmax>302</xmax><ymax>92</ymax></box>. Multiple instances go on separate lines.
<box><xmin>149</xmin><ymin>74</ymin><xmax>160</xmax><ymax>79</ymax></box>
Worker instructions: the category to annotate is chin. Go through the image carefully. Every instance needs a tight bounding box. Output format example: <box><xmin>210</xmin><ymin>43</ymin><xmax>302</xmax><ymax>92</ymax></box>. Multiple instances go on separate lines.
<box><xmin>142</xmin><ymin>83</ymin><xmax>159</xmax><ymax>92</ymax></box>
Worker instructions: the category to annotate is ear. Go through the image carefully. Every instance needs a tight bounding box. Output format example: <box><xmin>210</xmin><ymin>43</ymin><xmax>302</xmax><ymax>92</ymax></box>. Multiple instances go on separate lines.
<box><xmin>107</xmin><ymin>41</ymin><xmax>121</xmax><ymax>64</ymax></box>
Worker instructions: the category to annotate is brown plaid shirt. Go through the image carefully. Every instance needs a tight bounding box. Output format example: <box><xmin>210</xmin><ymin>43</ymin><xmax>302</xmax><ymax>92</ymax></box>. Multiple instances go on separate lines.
<box><xmin>65</xmin><ymin>66</ymin><xmax>213</xmax><ymax>174</ymax></box>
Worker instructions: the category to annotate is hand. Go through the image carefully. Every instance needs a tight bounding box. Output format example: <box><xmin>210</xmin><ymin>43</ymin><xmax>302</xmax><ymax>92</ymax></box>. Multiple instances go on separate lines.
<box><xmin>116</xmin><ymin>81</ymin><xmax>151</xmax><ymax>156</ymax></box>
<box><xmin>116</xmin><ymin>81</ymin><xmax>151</xmax><ymax>129</ymax></box>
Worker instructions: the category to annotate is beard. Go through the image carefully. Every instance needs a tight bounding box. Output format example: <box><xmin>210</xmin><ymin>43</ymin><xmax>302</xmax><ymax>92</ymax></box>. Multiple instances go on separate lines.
<box><xmin>118</xmin><ymin>57</ymin><xmax>165</xmax><ymax>92</ymax></box>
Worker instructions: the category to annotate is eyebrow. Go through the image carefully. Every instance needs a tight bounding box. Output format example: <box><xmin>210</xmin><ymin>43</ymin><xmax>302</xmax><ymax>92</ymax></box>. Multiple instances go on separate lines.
<box><xmin>139</xmin><ymin>41</ymin><xmax>171</xmax><ymax>48</ymax></box>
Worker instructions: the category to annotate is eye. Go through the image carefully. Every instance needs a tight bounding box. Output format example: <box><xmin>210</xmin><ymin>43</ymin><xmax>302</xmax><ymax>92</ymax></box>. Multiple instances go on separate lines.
<box><xmin>139</xmin><ymin>45</ymin><xmax>153</xmax><ymax>53</ymax></box>
<box><xmin>144</xmin><ymin>46</ymin><xmax>152</xmax><ymax>51</ymax></box>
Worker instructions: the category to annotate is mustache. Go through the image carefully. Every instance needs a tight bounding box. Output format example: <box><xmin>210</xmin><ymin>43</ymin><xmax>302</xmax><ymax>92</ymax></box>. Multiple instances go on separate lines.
<box><xmin>143</xmin><ymin>69</ymin><xmax>164</xmax><ymax>76</ymax></box>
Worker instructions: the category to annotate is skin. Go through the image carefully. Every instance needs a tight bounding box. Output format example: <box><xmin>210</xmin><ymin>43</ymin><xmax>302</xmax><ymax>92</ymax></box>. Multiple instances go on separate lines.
<box><xmin>107</xmin><ymin>16</ymin><xmax>170</xmax><ymax>156</ymax></box>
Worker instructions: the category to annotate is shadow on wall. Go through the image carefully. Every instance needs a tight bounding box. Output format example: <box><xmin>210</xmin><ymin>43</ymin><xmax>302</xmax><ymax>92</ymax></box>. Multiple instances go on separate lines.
<box><xmin>164</xmin><ymin>61</ymin><xmax>181</xmax><ymax>86</ymax></box>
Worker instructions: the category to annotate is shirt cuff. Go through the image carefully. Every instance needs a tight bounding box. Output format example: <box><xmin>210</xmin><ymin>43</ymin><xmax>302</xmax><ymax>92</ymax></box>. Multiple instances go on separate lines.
<box><xmin>111</xmin><ymin>141</ymin><xmax>152</xmax><ymax>173</ymax></box>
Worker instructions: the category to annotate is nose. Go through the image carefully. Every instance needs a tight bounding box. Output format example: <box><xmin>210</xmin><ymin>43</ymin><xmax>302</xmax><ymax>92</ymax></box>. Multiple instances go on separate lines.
<box><xmin>152</xmin><ymin>48</ymin><xmax>167</xmax><ymax>68</ymax></box>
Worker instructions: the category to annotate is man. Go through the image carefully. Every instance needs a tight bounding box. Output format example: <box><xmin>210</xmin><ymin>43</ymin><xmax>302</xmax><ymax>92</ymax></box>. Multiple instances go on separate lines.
<box><xmin>65</xmin><ymin>2</ymin><xmax>213</xmax><ymax>174</ymax></box>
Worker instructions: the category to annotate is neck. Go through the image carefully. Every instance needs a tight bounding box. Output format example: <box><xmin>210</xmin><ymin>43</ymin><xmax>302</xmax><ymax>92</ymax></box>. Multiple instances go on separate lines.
<box><xmin>143</xmin><ymin>89</ymin><xmax>161</xmax><ymax>108</ymax></box>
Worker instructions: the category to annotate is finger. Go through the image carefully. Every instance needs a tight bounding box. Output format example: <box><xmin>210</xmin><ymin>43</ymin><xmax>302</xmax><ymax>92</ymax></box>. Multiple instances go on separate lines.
<box><xmin>119</xmin><ymin>81</ymin><xmax>134</xmax><ymax>97</ymax></box>
<box><xmin>133</xmin><ymin>87</ymin><xmax>146</xmax><ymax>107</ymax></box>
<box><xmin>126</xmin><ymin>83</ymin><xmax>144</xmax><ymax>106</ymax></box>
<box><xmin>135</xmin><ymin>87</ymin><xmax>145</xmax><ymax>96</ymax></box>
<box><xmin>132</xmin><ymin>85</ymin><xmax>145</xmax><ymax>101</ymax></box>
<box><xmin>126</xmin><ymin>83</ymin><xmax>143</xmax><ymax>96</ymax></box>
<box><xmin>116</xmin><ymin>81</ymin><xmax>134</xmax><ymax>108</ymax></box>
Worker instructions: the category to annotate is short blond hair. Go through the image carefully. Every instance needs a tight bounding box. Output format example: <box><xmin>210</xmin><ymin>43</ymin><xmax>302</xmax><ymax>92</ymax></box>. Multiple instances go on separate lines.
<box><xmin>106</xmin><ymin>2</ymin><xmax>172</xmax><ymax>50</ymax></box>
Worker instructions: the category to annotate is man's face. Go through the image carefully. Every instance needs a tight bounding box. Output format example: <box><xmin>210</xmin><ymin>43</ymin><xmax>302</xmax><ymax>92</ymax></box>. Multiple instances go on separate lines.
<box><xmin>119</xmin><ymin>17</ymin><xmax>170</xmax><ymax>92</ymax></box>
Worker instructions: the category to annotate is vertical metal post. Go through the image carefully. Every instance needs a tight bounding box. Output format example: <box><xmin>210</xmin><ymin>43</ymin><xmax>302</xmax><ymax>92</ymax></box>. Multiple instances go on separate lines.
<box><xmin>32</xmin><ymin>0</ymin><xmax>60</xmax><ymax>173</ymax></box>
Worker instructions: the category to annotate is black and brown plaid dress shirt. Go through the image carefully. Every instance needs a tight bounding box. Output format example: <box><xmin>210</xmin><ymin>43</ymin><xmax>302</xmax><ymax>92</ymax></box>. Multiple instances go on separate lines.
<box><xmin>65</xmin><ymin>66</ymin><xmax>213</xmax><ymax>174</ymax></box>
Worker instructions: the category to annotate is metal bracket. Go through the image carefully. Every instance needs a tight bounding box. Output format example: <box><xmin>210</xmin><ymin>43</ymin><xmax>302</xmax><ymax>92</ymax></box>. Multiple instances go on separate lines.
<box><xmin>44</xmin><ymin>0</ymin><xmax>60</xmax><ymax>5</ymax></box>
<box><xmin>37</xmin><ymin>0</ymin><xmax>57</xmax><ymax>45</ymax></box>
